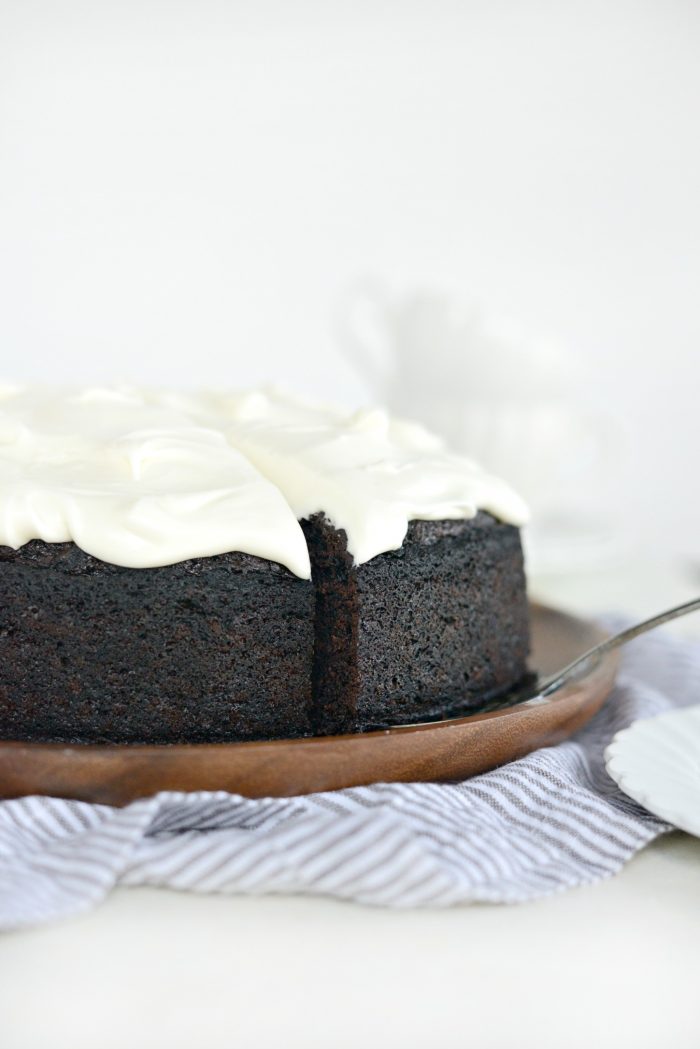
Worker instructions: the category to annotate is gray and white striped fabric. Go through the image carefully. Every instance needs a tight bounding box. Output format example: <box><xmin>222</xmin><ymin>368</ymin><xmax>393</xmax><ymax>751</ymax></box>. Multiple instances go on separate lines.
<box><xmin>2</xmin><ymin>620</ymin><xmax>699</xmax><ymax>930</ymax></box>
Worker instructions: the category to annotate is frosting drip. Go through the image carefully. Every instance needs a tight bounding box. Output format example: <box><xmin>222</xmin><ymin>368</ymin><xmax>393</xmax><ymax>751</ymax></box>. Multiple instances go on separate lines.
<box><xmin>0</xmin><ymin>385</ymin><xmax>529</xmax><ymax>577</ymax></box>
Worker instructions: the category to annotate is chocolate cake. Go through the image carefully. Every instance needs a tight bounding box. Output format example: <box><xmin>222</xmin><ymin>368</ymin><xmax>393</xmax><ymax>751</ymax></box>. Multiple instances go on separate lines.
<box><xmin>0</xmin><ymin>385</ymin><xmax>531</xmax><ymax>744</ymax></box>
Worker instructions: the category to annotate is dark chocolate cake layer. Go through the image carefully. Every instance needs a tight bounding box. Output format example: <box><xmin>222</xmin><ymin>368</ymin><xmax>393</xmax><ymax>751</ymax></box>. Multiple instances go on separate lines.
<box><xmin>0</xmin><ymin>542</ymin><xmax>314</xmax><ymax>743</ymax></box>
<box><xmin>0</xmin><ymin>514</ymin><xmax>529</xmax><ymax>743</ymax></box>
<box><xmin>303</xmin><ymin>512</ymin><xmax>530</xmax><ymax>735</ymax></box>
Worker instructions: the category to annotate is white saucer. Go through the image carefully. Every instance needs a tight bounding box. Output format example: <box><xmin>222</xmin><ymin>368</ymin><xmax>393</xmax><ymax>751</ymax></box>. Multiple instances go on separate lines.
<box><xmin>605</xmin><ymin>705</ymin><xmax>700</xmax><ymax>837</ymax></box>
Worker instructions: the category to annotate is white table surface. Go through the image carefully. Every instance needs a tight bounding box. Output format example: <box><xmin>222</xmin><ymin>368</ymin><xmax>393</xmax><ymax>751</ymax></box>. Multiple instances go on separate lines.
<box><xmin>2</xmin><ymin>560</ymin><xmax>700</xmax><ymax>1049</ymax></box>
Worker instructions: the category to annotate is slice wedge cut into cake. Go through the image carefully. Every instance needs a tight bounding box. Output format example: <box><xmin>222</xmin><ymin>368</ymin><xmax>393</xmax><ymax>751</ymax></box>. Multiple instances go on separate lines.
<box><xmin>0</xmin><ymin>385</ymin><xmax>530</xmax><ymax>743</ymax></box>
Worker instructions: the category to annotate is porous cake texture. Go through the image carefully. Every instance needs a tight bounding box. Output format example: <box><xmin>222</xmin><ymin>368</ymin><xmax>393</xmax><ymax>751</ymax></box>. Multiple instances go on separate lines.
<box><xmin>0</xmin><ymin>512</ymin><xmax>529</xmax><ymax>743</ymax></box>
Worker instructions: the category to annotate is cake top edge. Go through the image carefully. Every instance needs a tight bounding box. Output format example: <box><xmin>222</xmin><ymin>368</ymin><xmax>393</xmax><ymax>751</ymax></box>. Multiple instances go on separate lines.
<box><xmin>0</xmin><ymin>383</ymin><xmax>529</xmax><ymax>575</ymax></box>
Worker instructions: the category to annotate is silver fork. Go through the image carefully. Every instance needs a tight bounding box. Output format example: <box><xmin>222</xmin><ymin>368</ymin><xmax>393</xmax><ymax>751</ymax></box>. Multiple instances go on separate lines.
<box><xmin>538</xmin><ymin>597</ymin><xmax>700</xmax><ymax>699</ymax></box>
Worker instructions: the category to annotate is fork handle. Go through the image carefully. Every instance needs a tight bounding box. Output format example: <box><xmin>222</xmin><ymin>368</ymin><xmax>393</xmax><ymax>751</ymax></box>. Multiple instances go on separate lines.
<box><xmin>540</xmin><ymin>596</ymin><xmax>700</xmax><ymax>697</ymax></box>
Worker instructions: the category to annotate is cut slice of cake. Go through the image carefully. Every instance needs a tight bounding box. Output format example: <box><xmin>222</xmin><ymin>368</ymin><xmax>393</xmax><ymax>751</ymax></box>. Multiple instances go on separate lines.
<box><xmin>303</xmin><ymin>513</ymin><xmax>528</xmax><ymax>735</ymax></box>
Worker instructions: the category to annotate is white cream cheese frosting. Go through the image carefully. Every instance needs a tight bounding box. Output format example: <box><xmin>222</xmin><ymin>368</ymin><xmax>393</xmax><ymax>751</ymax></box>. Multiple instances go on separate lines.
<box><xmin>0</xmin><ymin>384</ymin><xmax>529</xmax><ymax>577</ymax></box>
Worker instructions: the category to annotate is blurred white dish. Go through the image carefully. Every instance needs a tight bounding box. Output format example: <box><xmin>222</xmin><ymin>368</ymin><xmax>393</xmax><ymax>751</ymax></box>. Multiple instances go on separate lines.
<box><xmin>605</xmin><ymin>706</ymin><xmax>700</xmax><ymax>837</ymax></box>
<box><xmin>336</xmin><ymin>278</ymin><xmax>624</xmax><ymax>574</ymax></box>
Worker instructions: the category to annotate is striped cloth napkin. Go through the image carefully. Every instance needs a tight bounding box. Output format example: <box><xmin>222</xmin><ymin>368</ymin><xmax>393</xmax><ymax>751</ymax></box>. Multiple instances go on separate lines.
<box><xmin>2</xmin><ymin>620</ymin><xmax>699</xmax><ymax>930</ymax></box>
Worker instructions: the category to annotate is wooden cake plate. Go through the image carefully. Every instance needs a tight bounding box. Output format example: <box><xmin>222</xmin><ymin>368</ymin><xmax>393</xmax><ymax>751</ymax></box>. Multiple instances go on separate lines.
<box><xmin>0</xmin><ymin>603</ymin><xmax>618</xmax><ymax>805</ymax></box>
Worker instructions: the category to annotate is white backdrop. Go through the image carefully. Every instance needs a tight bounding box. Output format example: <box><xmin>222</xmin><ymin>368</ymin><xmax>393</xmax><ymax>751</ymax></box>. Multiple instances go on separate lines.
<box><xmin>1</xmin><ymin>0</ymin><xmax>698</xmax><ymax>564</ymax></box>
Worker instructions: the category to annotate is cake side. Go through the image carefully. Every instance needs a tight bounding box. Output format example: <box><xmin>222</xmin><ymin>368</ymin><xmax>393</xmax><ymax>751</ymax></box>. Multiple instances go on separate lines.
<box><xmin>354</xmin><ymin>514</ymin><xmax>530</xmax><ymax>729</ymax></box>
<box><xmin>0</xmin><ymin>515</ymin><xmax>529</xmax><ymax>744</ymax></box>
<box><xmin>303</xmin><ymin>512</ymin><xmax>530</xmax><ymax>735</ymax></box>
<box><xmin>0</xmin><ymin>541</ymin><xmax>314</xmax><ymax>743</ymax></box>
